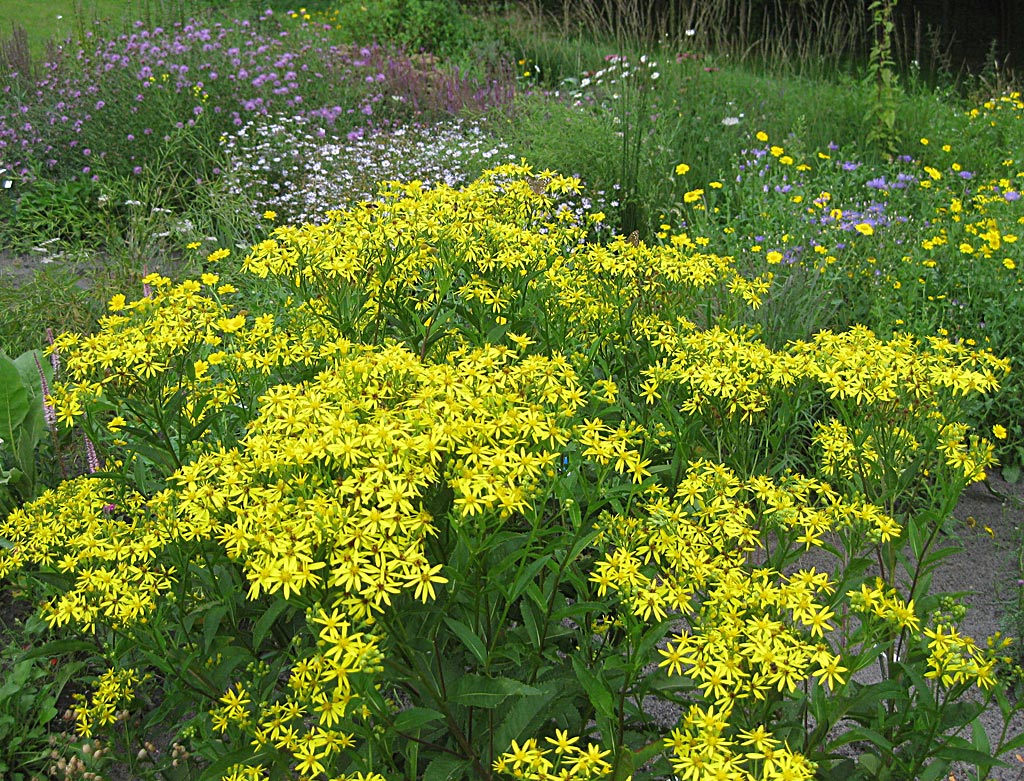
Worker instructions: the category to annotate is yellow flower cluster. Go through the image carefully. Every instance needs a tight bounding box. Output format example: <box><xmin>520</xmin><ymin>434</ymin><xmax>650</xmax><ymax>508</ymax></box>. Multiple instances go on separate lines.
<box><xmin>48</xmin><ymin>272</ymin><xmax>332</xmax><ymax>448</ymax></box>
<box><xmin>209</xmin><ymin>617</ymin><xmax>381</xmax><ymax>777</ymax></box>
<box><xmin>595</xmin><ymin>463</ymin><xmax>852</xmax><ymax>698</ymax></box>
<box><xmin>240</xmin><ymin>163</ymin><xmax>764</xmax><ymax>364</ymax></box>
<box><xmin>493</xmin><ymin>734</ymin><xmax>613</xmax><ymax>781</ymax></box>
<box><xmin>1</xmin><ymin>162</ymin><xmax>1012</xmax><ymax>781</ymax></box>
<box><xmin>0</xmin><ymin>478</ymin><xmax>175</xmax><ymax>631</ymax></box>
<box><xmin>924</xmin><ymin>624</ymin><xmax>1001</xmax><ymax>689</ymax></box>
<box><xmin>967</xmin><ymin>90</ymin><xmax>1024</xmax><ymax>125</ymax></box>
<box><xmin>175</xmin><ymin>342</ymin><xmax>584</xmax><ymax>617</ymax></box>
<box><xmin>664</xmin><ymin>703</ymin><xmax>815</xmax><ymax>781</ymax></box>
<box><xmin>73</xmin><ymin>667</ymin><xmax>144</xmax><ymax>738</ymax></box>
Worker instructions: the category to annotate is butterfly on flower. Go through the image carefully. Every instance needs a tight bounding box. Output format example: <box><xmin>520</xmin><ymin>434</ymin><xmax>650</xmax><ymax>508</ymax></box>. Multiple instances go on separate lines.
<box><xmin>527</xmin><ymin>176</ymin><xmax>550</xmax><ymax>196</ymax></box>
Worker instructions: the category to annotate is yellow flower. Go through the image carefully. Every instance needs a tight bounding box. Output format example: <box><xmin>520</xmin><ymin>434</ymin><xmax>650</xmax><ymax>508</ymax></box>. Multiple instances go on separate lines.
<box><xmin>993</xmin><ymin>424</ymin><xmax>1008</xmax><ymax>440</ymax></box>
<box><xmin>675</xmin><ymin>163</ymin><xmax>690</xmax><ymax>175</ymax></box>
<box><xmin>683</xmin><ymin>189</ymin><xmax>704</xmax><ymax>203</ymax></box>
<box><xmin>854</xmin><ymin>223</ymin><xmax>874</xmax><ymax>236</ymax></box>
<box><xmin>1004</xmin><ymin>258</ymin><xmax>1016</xmax><ymax>270</ymax></box>
<box><xmin>262</xmin><ymin>210</ymin><xmax>277</xmax><ymax>220</ymax></box>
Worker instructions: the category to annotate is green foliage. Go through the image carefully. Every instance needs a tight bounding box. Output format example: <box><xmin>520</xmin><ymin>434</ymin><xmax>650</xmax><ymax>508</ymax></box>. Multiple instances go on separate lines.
<box><xmin>3</xmin><ymin>3</ymin><xmax>1024</xmax><ymax>779</ymax></box>
<box><xmin>0</xmin><ymin>348</ymin><xmax>55</xmax><ymax>513</ymax></box>
<box><xmin>332</xmin><ymin>0</ymin><xmax>472</xmax><ymax>57</ymax></box>
<box><xmin>0</xmin><ymin>601</ymin><xmax>89</xmax><ymax>781</ymax></box>
<box><xmin>864</xmin><ymin>0</ymin><xmax>900</xmax><ymax>158</ymax></box>
<box><xmin>0</xmin><ymin>166</ymin><xmax>1017</xmax><ymax>781</ymax></box>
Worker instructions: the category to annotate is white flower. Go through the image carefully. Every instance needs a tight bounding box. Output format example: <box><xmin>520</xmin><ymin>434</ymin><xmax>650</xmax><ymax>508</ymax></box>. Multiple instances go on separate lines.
<box><xmin>721</xmin><ymin>116</ymin><xmax>741</xmax><ymax>126</ymax></box>
<box><xmin>685</xmin><ymin>28</ymin><xmax>696</xmax><ymax>36</ymax></box>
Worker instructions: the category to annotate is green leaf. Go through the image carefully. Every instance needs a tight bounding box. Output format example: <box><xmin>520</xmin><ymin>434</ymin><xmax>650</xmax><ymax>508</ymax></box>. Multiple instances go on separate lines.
<box><xmin>444</xmin><ymin>617</ymin><xmax>488</xmax><ymax>666</ymax></box>
<box><xmin>506</xmin><ymin>554</ymin><xmax>551</xmax><ymax>602</ymax></box>
<box><xmin>202</xmin><ymin>603</ymin><xmax>231</xmax><ymax>655</ymax></box>
<box><xmin>493</xmin><ymin>682</ymin><xmax>565</xmax><ymax>751</ymax></box>
<box><xmin>0</xmin><ymin>353</ymin><xmax>30</xmax><ymax>448</ymax></box>
<box><xmin>995</xmin><ymin>728</ymin><xmax>1024</xmax><ymax>754</ymax></box>
<box><xmin>971</xmin><ymin>719</ymin><xmax>992</xmax><ymax>763</ymax></box>
<box><xmin>449</xmin><ymin>674</ymin><xmax>540</xmax><ymax>708</ymax></box>
<box><xmin>830</xmin><ymin>726</ymin><xmax>894</xmax><ymax>751</ymax></box>
<box><xmin>422</xmin><ymin>754</ymin><xmax>470</xmax><ymax>781</ymax></box>
<box><xmin>916</xmin><ymin>760</ymin><xmax>950</xmax><ymax>781</ymax></box>
<box><xmin>252</xmin><ymin>598</ymin><xmax>292</xmax><ymax>651</ymax></box>
<box><xmin>12</xmin><ymin>349</ymin><xmax>52</xmax><ymax>398</ymax></box>
<box><xmin>934</xmin><ymin>743</ymin><xmax>1003</xmax><ymax>765</ymax></box>
<box><xmin>210</xmin><ymin>644</ymin><xmax>255</xmax><ymax>686</ymax></box>
<box><xmin>571</xmin><ymin>656</ymin><xmax>615</xmax><ymax>719</ymax></box>
<box><xmin>520</xmin><ymin>599</ymin><xmax>542</xmax><ymax>650</ymax></box>
<box><xmin>19</xmin><ymin>639</ymin><xmax>97</xmax><ymax>661</ymax></box>
<box><xmin>393</xmin><ymin>706</ymin><xmax>446</xmax><ymax>731</ymax></box>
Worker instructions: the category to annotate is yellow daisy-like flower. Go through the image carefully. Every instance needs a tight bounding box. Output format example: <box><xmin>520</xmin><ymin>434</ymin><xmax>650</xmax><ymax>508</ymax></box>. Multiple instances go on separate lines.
<box><xmin>993</xmin><ymin>424</ymin><xmax>1008</xmax><ymax>440</ymax></box>
<box><xmin>675</xmin><ymin>163</ymin><xmax>690</xmax><ymax>176</ymax></box>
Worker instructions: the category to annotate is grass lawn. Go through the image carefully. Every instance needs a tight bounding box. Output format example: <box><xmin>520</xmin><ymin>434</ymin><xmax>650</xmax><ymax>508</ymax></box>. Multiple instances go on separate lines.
<box><xmin>0</xmin><ymin>0</ymin><xmax>259</xmax><ymax>55</ymax></box>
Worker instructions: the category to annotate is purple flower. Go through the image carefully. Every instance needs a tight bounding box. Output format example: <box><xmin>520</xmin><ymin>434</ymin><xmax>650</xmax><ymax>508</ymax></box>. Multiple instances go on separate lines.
<box><xmin>1005</xmin><ymin>190</ymin><xmax>1021</xmax><ymax>201</ymax></box>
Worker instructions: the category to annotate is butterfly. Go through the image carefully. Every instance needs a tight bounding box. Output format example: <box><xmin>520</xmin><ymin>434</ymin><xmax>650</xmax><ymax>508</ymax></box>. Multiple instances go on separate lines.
<box><xmin>628</xmin><ymin>230</ymin><xmax>640</xmax><ymax>247</ymax></box>
<box><xmin>527</xmin><ymin>176</ymin><xmax>550</xmax><ymax>195</ymax></box>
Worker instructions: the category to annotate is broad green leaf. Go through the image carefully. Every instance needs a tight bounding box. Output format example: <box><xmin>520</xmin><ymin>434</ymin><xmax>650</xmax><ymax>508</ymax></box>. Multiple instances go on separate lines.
<box><xmin>449</xmin><ymin>674</ymin><xmax>539</xmax><ymax>708</ymax></box>
<box><xmin>493</xmin><ymin>682</ymin><xmax>565</xmax><ymax>751</ymax></box>
<box><xmin>444</xmin><ymin>617</ymin><xmax>488</xmax><ymax>666</ymax></box>
<box><xmin>12</xmin><ymin>349</ymin><xmax>52</xmax><ymax>400</ymax></box>
<box><xmin>520</xmin><ymin>599</ymin><xmax>542</xmax><ymax>650</ymax></box>
<box><xmin>422</xmin><ymin>754</ymin><xmax>470</xmax><ymax>781</ymax></box>
<box><xmin>393</xmin><ymin>706</ymin><xmax>446</xmax><ymax>731</ymax></box>
<box><xmin>971</xmin><ymin>720</ymin><xmax>992</xmax><ymax>762</ymax></box>
<box><xmin>505</xmin><ymin>554</ymin><xmax>551</xmax><ymax>602</ymax></box>
<box><xmin>202</xmin><ymin>603</ymin><xmax>231</xmax><ymax>656</ymax></box>
<box><xmin>0</xmin><ymin>353</ymin><xmax>30</xmax><ymax>447</ymax></box>
<box><xmin>934</xmin><ymin>744</ymin><xmax>1003</xmax><ymax>765</ymax></box>
<box><xmin>830</xmin><ymin>726</ymin><xmax>894</xmax><ymax>751</ymax></box>
<box><xmin>916</xmin><ymin>760</ymin><xmax>950</xmax><ymax>781</ymax></box>
<box><xmin>252</xmin><ymin>598</ymin><xmax>293</xmax><ymax>651</ymax></box>
<box><xmin>571</xmin><ymin>656</ymin><xmax>615</xmax><ymax>719</ymax></box>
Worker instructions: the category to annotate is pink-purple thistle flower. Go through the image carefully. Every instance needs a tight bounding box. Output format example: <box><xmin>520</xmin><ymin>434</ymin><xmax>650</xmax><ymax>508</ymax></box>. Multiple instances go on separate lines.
<box><xmin>34</xmin><ymin>352</ymin><xmax>57</xmax><ymax>433</ymax></box>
